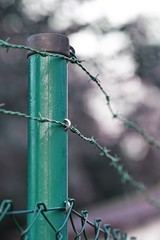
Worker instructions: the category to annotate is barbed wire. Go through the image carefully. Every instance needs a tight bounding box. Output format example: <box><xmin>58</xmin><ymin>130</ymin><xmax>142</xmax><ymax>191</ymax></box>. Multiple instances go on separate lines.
<box><xmin>69</xmin><ymin>49</ymin><xmax>160</xmax><ymax>151</ymax></box>
<box><xmin>0</xmin><ymin>107</ymin><xmax>144</xmax><ymax>191</ymax></box>
<box><xmin>0</xmin><ymin>39</ymin><xmax>160</xmax><ymax>207</ymax></box>
<box><xmin>1</xmin><ymin>106</ymin><xmax>160</xmax><ymax>209</ymax></box>
<box><xmin>0</xmin><ymin>39</ymin><xmax>160</xmax><ymax>151</ymax></box>
<box><xmin>0</xmin><ymin>38</ymin><xmax>160</xmax><ymax>240</ymax></box>
<box><xmin>0</xmin><ymin>198</ymin><xmax>136</xmax><ymax>240</ymax></box>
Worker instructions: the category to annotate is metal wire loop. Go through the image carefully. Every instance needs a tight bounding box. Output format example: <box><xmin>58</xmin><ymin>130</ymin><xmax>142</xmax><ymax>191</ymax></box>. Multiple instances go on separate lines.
<box><xmin>70</xmin><ymin>46</ymin><xmax>76</xmax><ymax>56</ymax></box>
<box><xmin>121</xmin><ymin>232</ymin><xmax>127</xmax><ymax>240</ymax></box>
<box><xmin>64</xmin><ymin>200</ymin><xmax>71</xmax><ymax>213</ymax></box>
<box><xmin>36</xmin><ymin>202</ymin><xmax>47</xmax><ymax>212</ymax></box>
<box><xmin>112</xmin><ymin>229</ymin><xmax>120</xmax><ymax>240</ymax></box>
<box><xmin>64</xmin><ymin>118</ymin><xmax>71</xmax><ymax>131</ymax></box>
<box><xmin>94</xmin><ymin>219</ymin><xmax>102</xmax><ymax>240</ymax></box>
<box><xmin>0</xmin><ymin>199</ymin><xmax>13</xmax><ymax>221</ymax></box>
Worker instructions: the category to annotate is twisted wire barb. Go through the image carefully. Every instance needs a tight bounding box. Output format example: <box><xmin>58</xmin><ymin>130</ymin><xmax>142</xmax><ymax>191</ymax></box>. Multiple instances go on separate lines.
<box><xmin>0</xmin><ymin>39</ymin><xmax>157</xmax><ymax>239</ymax></box>
<box><xmin>0</xmin><ymin>107</ymin><xmax>143</xmax><ymax>191</ymax></box>
<box><xmin>0</xmin><ymin>108</ymin><xmax>66</xmax><ymax>127</ymax></box>
<box><xmin>70</xmin><ymin>52</ymin><xmax>160</xmax><ymax>151</ymax></box>
<box><xmin>0</xmin><ymin>39</ymin><xmax>160</xmax><ymax>151</ymax></box>
<box><xmin>1</xmin><ymin>40</ymin><xmax>160</xmax><ymax>206</ymax></box>
<box><xmin>0</xmin><ymin>39</ymin><xmax>70</xmax><ymax>60</ymax></box>
<box><xmin>1</xmin><ymin>107</ymin><xmax>160</xmax><ymax>209</ymax></box>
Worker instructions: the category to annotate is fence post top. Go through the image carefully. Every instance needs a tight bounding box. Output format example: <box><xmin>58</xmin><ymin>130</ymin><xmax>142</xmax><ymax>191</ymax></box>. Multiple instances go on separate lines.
<box><xmin>26</xmin><ymin>33</ymin><xmax>70</xmax><ymax>57</ymax></box>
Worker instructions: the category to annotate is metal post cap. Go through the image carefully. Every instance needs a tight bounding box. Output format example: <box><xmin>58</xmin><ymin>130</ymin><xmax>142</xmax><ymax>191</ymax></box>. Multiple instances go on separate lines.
<box><xmin>26</xmin><ymin>33</ymin><xmax>70</xmax><ymax>57</ymax></box>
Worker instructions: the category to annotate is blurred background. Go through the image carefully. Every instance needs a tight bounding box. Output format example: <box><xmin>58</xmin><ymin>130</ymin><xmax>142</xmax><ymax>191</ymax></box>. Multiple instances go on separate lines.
<box><xmin>1</xmin><ymin>0</ymin><xmax>160</xmax><ymax>239</ymax></box>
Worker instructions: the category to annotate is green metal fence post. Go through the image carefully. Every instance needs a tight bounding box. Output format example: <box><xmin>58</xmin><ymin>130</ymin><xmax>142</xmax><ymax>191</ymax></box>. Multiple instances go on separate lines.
<box><xmin>26</xmin><ymin>33</ymin><xmax>69</xmax><ymax>240</ymax></box>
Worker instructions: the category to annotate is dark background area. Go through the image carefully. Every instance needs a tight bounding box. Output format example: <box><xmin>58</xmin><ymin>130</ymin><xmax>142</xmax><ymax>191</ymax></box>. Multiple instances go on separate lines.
<box><xmin>1</xmin><ymin>0</ymin><xmax>160</xmax><ymax>239</ymax></box>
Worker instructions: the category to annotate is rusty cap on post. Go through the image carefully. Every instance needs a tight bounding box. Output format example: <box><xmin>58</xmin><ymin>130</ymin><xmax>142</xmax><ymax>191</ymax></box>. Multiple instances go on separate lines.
<box><xmin>26</xmin><ymin>33</ymin><xmax>70</xmax><ymax>57</ymax></box>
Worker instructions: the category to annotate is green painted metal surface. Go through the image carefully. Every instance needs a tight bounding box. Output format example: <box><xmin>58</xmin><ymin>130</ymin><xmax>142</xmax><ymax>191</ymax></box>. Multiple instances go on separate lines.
<box><xmin>27</xmin><ymin>54</ymin><xmax>68</xmax><ymax>240</ymax></box>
